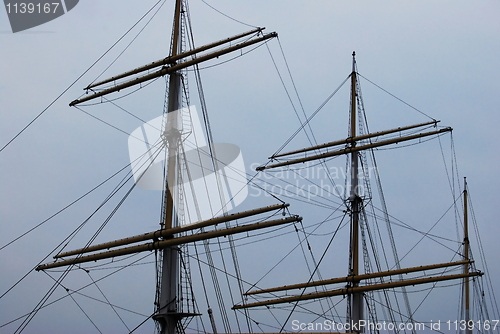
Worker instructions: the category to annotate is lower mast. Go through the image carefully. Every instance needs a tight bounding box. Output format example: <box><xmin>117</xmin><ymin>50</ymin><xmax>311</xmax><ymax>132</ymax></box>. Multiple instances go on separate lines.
<box><xmin>32</xmin><ymin>2</ymin><xmax>281</xmax><ymax>331</ymax></box>
<box><xmin>464</xmin><ymin>178</ymin><xmax>471</xmax><ymax>334</ymax></box>
<box><xmin>155</xmin><ymin>1</ymin><xmax>183</xmax><ymax>333</ymax></box>
<box><xmin>349</xmin><ymin>51</ymin><xmax>364</xmax><ymax>332</ymax></box>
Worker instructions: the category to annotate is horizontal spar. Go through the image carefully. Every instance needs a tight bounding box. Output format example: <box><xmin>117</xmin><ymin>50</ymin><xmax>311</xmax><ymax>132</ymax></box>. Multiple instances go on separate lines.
<box><xmin>245</xmin><ymin>260</ymin><xmax>470</xmax><ymax>295</ymax></box>
<box><xmin>233</xmin><ymin>271</ymin><xmax>482</xmax><ymax>309</ymax></box>
<box><xmin>70</xmin><ymin>32</ymin><xmax>277</xmax><ymax>106</ymax></box>
<box><xmin>86</xmin><ymin>27</ymin><xmax>264</xmax><ymax>90</ymax></box>
<box><xmin>37</xmin><ymin>216</ymin><xmax>301</xmax><ymax>271</ymax></box>
<box><xmin>54</xmin><ymin>203</ymin><xmax>289</xmax><ymax>259</ymax></box>
<box><xmin>257</xmin><ymin>127</ymin><xmax>452</xmax><ymax>171</ymax></box>
<box><xmin>271</xmin><ymin>120</ymin><xmax>439</xmax><ymax>159</ymax></box>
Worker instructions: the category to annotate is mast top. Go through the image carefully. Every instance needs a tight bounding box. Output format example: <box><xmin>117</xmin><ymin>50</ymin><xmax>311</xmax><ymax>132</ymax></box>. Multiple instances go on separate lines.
<box><xmin>352</xmin><ymin>51</ymin><xmax>356</xmax><ymax>72</ymax></box>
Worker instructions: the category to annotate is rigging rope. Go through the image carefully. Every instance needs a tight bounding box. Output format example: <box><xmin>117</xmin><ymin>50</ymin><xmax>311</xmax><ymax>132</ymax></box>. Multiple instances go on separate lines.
<box><xmin>87</xmin><ymin>0</ymin><xmax>168</xmax><ymax>87</ymax></box>
<box><xmin>279</xmin><ymin>212</ymin><xmax>348</xmax><ymax>333</ymax></box>
<box><xmin>9</xmin><ymin>142</ymin><xmax>165</xmax><ymax>332</ymax></box>
<box><xmin>184</xmin><ymin>6</ymin><xmax>239</xmax><ymax>331</ymax></box>
<box><xmin>185</xmin><ymin>245</ymin><xmax>337</xmax><ymax>322</ymax></box>
<box><xmin>275</xmin><ymin>38</ymin><xmax>320</xmax><ymax>157</ymax></box>
<box><xmin>299</xmin><ymin>218</ymin><xmax>341</xmax><ymax>322</ymax></box>
<box><xmin>65</xmin><ymin>285</ymin><xmax>104</xmax><ymax>334</ymax></box>
<box><xmin>74</xmin><ymin>106</ymin><xmax>146</xmax><ymax>142</ymax></box>
<box><xmin>0</xmin><ymin>161</ymin><xmax>132</xmax><ymax>253</ymax></box>
<box><xmin>357</xmin><ymin>73</ymin><xmax>436</xmax><ymax>121</ymax></box>
<box><xmin>43</xmin><ymin>271</ymin><xmax>105</xmax><ymax>334</ymax></box>
<box><xmin>397</xmin><ymin>195</ymin><xmax>466</xmax><ymax>265</ymax></box>
<box><xmin>199</xmin><ymin>0</ymin><xmax>257</xmax><ymax>28</ymax></box>
<box><xmin>271</xmin><ymin>75</ymin><xmax>350</xmax><ymax>157</ymax></box>
<box><xmin>0</xmin><ymin>156</ymin><xmax>137</xmax><ymax>300</ymax></box>
<box><xmin>468</xmin><ymin>190</ymin><xmax>500</xmax><ymax>320</ymax></box>
<box><xmin>356</xmin><ymin>74</ymin><xmax>413</xmax><ymax>332</ymax></box>
<box><xmin>0</xmin><ymin>252</ymin><xmax>153</xmax><ymax>330</ymax></box>
<box><xmin>86</xmin><ymin>270</ymin><xmax>131</xmax><ymax>331</ymax></box>
<box><xmin>0</xmin><ymin>0</ymin><xmax>165</xmax><ymax>154</ymax></box>
<box><xmin>267</xmin><ymin>36</ymin><xmax>349</xmax><ymax>200</ymax></box>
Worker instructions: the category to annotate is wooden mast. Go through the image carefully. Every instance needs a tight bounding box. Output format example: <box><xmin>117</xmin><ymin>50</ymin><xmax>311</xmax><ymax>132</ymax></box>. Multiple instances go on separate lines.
<box><xmin>35</xmin><ymin>4</ymin><xmax>482</xmax><ymax>330</ymax></box>
<box><xmin>241</xmin><ymin>54</ymin><xmax>484</xmax><ymax>334</ymax></box>
<box><xmin>464</xmin><ymin>178</ymin><xmax>471</xmax><ymax>334</ymax></box>
<box><xmin>156</xmin><ymin>0</ymin><xmax>183</xmax><ymax>332</ymax></box>
<box><xmin>35</xmin><ymin>3</ymin><xmax>284</xmax><ymax>333</ymax></box>
<box><xmin>37</xmin><ymin>6</ymin><xmax>279</xmax><ymax>333</ymax></box>
<box><xmin>349</xmin><ymin>51</ymin><xmax>363</xmax><ymax>332</ymax></box>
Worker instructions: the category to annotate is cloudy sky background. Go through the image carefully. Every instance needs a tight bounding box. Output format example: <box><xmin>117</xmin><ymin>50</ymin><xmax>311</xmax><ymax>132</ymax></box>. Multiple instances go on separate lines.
<box><xmin>1</xmin><ymin>0</ymin><xmax>499</xmax><ymax>333</ymax></box>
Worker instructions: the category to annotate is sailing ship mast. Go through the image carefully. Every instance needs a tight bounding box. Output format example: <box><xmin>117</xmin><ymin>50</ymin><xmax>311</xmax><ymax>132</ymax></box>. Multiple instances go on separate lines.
<box><xmin>32</xmin><ymin>2</ymin><xmax>487</xmax><ymax>333</ymax></box>
<box><xmin>155</xmin><ymin>0</ymin><xmax>182</xmax><ymax>332</ymax></box>
<box><xmin>349</xmin><ymin>52</ymin><xmax>363</xmax><ymax>329</ymax></box>
<box><xmin>240</xmin><ymin>52</ymin><xmax>482</xmax><ymax>333</ymax></box>
<box><xmin>464</xmin><ymin>178</ymin><xmax>471</xmax><ymax>334</ymax></box>
<box><xmin>35</xmin><ymin>1</ymin><xmax>304</xmax><ymax>334</ymax></box>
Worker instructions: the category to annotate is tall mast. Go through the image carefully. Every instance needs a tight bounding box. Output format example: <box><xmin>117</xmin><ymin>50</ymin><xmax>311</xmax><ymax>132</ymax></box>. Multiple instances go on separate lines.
<box><xmin>37</xmin><ymin>3</ymin><xmax>278</xmax><ymax>332</ymax></box>
<box><xmin>236</xmin><ymin>54</ymin><xmax>481</xmax><ymax>334</ymax></box>
<box><xmin>464</xmin><ymin>178</ymin><xmax>471</xmax><ymax>334</ymax></box>
<box><xmin>156</xmin><ymin>0</ymin><xmax>183</xmax><ymax>333</ymax></box>
<box><xmin>349</xmin><ymin>51</ymin><xmax>364</xmax><ymax>332</ymax></box>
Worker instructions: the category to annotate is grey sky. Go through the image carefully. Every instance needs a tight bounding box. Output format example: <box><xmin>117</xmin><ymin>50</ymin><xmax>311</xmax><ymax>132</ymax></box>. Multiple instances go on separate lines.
<box><xmin>1</xmin><ymin>1</ymin><xmax>499</xmax><ymax>333</ymax></box>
